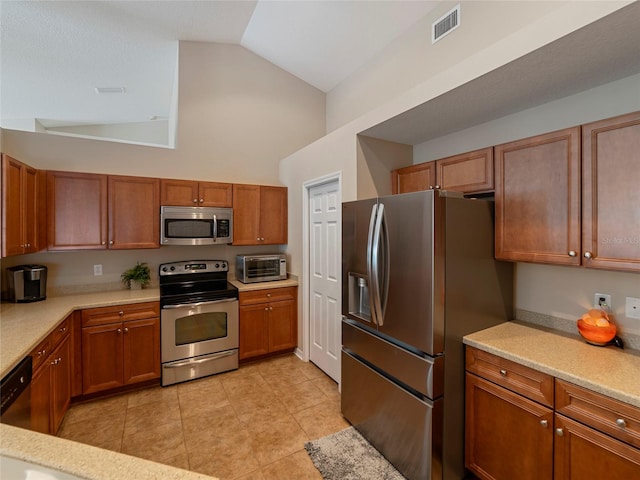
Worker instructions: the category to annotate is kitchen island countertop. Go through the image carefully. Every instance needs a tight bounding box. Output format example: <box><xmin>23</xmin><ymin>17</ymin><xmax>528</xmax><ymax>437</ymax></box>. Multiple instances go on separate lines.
<box><xmin>464</xmin><ymin>321</ymin><xmax>640</xmax><ymax>408</ymax></box>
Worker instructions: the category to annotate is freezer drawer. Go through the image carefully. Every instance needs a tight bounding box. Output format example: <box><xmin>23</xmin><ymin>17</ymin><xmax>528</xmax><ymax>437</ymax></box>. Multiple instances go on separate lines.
<box><xmin>342</xmin><ymin>318</ymin><xmax>444</xmax><ymax>399</ymax></box>
<box><xmin>341</xmin><ymin>350</ymin><xmax>443</xmax><ymax>480</ymax></box>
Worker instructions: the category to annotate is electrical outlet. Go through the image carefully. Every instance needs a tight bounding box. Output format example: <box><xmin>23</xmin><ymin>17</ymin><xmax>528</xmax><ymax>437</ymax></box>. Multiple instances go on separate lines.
<box><xmin>594</xmin><ymin>293</ymin><xmax>612</xmax><ymax>310</ymax></box>
<box><xmin>626</xmin><ymin>297</ymin><xmax>640</xmax><ymax>320</ymax></box>
<box><xmin>93</xmin><ymin>264</ymin><xmax>103</xmax><ymax>276</ymax></box>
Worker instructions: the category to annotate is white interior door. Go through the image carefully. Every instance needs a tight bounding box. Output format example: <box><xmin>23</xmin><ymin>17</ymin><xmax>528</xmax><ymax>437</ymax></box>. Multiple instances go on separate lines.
<box><xmin>308</xmin><ymin>180</ymin><xmax>341</xmax><ymax>382</ymax></box>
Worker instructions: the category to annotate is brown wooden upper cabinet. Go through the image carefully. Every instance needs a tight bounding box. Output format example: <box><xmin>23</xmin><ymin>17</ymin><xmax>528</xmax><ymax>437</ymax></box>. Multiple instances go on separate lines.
<box><xmin>495</xmin><ymin>111</ymin><xmax>640</xmax><ymax>272</ymax></box>
<box><xmin>1</xmin><ymin>154</ymin><xmax>44</xmax><ymax>257</ymax></box>
<box><xmin>232</xmin><ymin>184</ymin><xmax>287</xmax><ymax>245</ymax></box>
<box><xmin>47</xmin><ymin>171</ymin><xmax>160</xmax><ymax>250</ymax></box>
<box><xmin>160</xmin><ymin>179</ymin><xmax>232</xmax><ymax>207</ymax></box>
<box><xmin>391</xmin><ymin>147</ymin><xmax>494</xmax><ymax>195</ymax></box>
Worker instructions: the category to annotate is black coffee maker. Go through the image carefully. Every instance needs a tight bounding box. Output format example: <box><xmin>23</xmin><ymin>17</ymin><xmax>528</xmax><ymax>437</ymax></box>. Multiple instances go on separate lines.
<box><xmin>7</xmin><ymin>264</ymin><xmax>48</xmax><ymax>302</ymax></box>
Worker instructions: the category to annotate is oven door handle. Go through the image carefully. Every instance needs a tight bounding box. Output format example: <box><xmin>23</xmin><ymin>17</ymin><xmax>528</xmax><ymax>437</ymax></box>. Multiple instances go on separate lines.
<box><xmin>163</xmin><ymin>350</ymin><xmax>236</xmax><ymax>368</ymax></box>
<box><xmin>162</xmin><ymin>298</ymin><xmax>237</xmax><ymax>309</ymax></box>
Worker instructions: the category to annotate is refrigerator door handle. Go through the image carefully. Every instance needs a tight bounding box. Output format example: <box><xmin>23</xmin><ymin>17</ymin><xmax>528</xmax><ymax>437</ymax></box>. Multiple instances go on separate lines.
<box><xmin>367</xmin><ymin>203</ymin><xmax>379</xmax><ymax>326</ymax></box>
<box><xmin>371</xmin><ymin>203</ymin><xmax>385</xmax><ymax>326</ymax></box>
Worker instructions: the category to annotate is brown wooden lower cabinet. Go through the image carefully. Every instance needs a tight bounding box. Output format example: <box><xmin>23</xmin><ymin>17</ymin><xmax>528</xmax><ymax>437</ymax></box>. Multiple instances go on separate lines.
<box><xmin>30</xmin><ymin>316</ymin><xmax>72</xmax><ymax>435</ymax></box>
<box><xmin>81</xmin><ymin>303</ymin><xmax>160</xmax><ymax>395</ymax></box>
<box><xmin>465</xmin><ymin>346</ymin><xmax>640</xmax><ymax>480</ymax></box>
<box><xmin>239</xmin><ymin>287</ymin><xmax>297</xmax><ymax>361</ymax></box>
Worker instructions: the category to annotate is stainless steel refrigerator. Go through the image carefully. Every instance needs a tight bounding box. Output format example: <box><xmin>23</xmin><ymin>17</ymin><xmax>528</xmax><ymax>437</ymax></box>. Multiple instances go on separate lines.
<box><xmin>341</xmin><ymin>190</ymin><xmax>513</xmax><ymax>480</ymax></box>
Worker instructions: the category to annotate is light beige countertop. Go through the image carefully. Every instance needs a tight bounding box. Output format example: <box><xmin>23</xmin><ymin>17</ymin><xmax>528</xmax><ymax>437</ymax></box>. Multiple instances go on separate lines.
<box><xmin>229</xmin><ymin>277</ymin><xmax>298</xmax><ymax>292</ymax></box>
<box><xmin>1</xmin><ymin>288</ymin><xmax>160</xmax><ymax>378</ymax></box>
<box><xmin>0</xmin><ymin>424</ymin><xmax>216</xmax><ymax>480</ymax></box>
<box><xmin>464</xmin><ymin>321</ymin><xmax>640</xmax><ymax>408</ymax></box>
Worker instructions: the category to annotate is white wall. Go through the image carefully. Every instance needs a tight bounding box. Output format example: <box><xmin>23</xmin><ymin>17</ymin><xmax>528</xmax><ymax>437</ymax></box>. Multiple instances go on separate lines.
<box><xmin>326</xmin><ymin>1</ymin><xmax>629</xmax><ymax>132</ymax></box>
<box><xmin>1</xmin><ymin>41</ymin><xmax>325</xmax><ymax>184</ymax></box>
<box><xmin>0</xmin><ymin>41</ymin><xmax>325</xmax><ymax>292</ymax></box>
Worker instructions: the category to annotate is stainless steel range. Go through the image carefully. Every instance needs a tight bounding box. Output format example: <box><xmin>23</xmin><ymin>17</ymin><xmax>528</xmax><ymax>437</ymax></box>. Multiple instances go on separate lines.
<box><xmin>159</xmin><ymin>260</ymin><xmax>239</xmax><ymax>387</ymax></box>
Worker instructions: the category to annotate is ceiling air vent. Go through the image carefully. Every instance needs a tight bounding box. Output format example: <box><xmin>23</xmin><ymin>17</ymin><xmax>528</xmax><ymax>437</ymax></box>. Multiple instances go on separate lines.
<box><xmin>432</xmin><ymin>4</ymin><xmax>460</xmax><ymax>44</ymax></box>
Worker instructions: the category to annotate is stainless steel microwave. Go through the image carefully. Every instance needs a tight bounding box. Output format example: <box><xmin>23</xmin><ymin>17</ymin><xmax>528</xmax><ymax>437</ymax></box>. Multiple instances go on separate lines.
<box><xmin>236</xmin><ymin>254</ymin><xmax>287</xmax><ymax>283</ymax></box>
<box><xmin>161</xmin><ymin>206</ymin><xmax>233</xmax><ymax>245</ymax></box>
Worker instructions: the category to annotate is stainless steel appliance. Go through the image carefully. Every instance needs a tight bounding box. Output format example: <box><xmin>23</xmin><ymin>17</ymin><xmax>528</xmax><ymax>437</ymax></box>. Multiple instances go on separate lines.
<box><xmin>1</xmin><ymin>356</ymin><xmax>32</xmax><ymax>429</ymax></box>
<box><xmin>160</xmin><ymin>206</ymin><xmax>233</xmax><ymax>245</ymax></box>
<box><xmin>6</xmin><ymin>264</ymin><xmax>47</xmax><ymax>303</ymax></box>
<box><xmin>235</xmin><ymin>254</ymin><xmax>287</xmax><ymax>284</ymax></box>
<box><xmin>159</xmin><ymin>260</ymin><xmax>239</xmax><ymax>386</ymax></box>
<box><xmin>341</xmin><ymin>190</ymin><xmax>514</xmax><ymax>480</ymax></box>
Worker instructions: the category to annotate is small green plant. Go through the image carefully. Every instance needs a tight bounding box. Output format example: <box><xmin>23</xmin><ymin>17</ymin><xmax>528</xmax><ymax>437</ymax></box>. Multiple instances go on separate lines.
<box><xmin>121</xmin><ymin>262</ymin><xmax>151</xmax><ymax>289</ymax></box>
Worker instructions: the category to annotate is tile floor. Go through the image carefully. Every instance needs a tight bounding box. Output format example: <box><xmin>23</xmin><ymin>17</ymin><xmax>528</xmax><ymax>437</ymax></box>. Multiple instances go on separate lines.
<box><xmin>57</xmin><ymin>354</ymin><xmax>350</xmax><ymax>479</ymax></box>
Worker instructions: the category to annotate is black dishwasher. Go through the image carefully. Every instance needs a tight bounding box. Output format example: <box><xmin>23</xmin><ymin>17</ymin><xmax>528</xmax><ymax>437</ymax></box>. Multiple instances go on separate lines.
<box><xmin>0</xmin><ymin>356</ymin><xmax>32</xmax><ymax>429</ymax></box>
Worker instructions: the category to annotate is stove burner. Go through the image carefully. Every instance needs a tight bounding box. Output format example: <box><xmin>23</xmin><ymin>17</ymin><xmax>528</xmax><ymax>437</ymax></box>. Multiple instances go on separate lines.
<box><xmin>159</xmin><ymin>260</ymin><xmax>238</xmax><ymax>307</ymax></box>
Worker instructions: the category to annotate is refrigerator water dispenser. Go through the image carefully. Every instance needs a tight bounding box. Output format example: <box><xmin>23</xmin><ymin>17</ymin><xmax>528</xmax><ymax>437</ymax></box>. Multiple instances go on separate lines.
<box><xmin>348</xmin><ymin>272</ymin><xmax>371</xmax><ymax>322</ymax></box>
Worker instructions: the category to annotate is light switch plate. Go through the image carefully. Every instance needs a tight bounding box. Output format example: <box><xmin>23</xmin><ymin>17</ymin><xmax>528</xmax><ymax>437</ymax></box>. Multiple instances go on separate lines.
<box><xmin>93</xmin><ymin>264</ymin><xmax>103</xmax><ymax>276</ymax></box>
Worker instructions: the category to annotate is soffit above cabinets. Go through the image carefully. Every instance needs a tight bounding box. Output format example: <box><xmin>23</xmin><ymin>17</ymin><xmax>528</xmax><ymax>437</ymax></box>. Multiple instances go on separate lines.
<box><xmin>360</xmin><ymin>2</ymin><xmax>640</xmax><ymax>146</ymax></box>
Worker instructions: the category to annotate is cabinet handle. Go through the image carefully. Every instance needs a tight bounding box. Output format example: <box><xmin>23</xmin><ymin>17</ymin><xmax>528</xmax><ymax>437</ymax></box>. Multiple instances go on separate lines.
<box><xmin>555</xmin><ymin>428</ymin><xmax>564</xmax><ymax>436</ymax></box>
<box><xmin>118</xmin><ymin>311</ymin><xmax>124</xmax><ymax>316</ymax></box>
<box><xmin>117</xmin><ymin>328</ymin><xmax>122</xmax><ymax>334</ymax></box>
<box><xmin>499</xmin><ymin>369</ymin><xmax>507</xmax><ymax>376</ymax></box>
<box><xmin>124</xmin><ymin>327</ymin><xmax>129</xmax><ymax>333</ymax></box>
<box><xmin>59</xmin><ymin>326</ymin><xmax>67</xmax><ymax>333</ymax></box>
<box><xmin>264</xmin><ymin>307</ymin><xmax>269</xmax><ymax>311</ymax></box>
<box><xmin>429</xmin><ymin>185</ymin><xmax>434</xmax><ymax>190</ymax></box>
<box><xmin>267</xmin><ymin>293</ymin><xmax>271</xmax><ymax>298</ymax></box>
<box><xmin>616</xmin><ymin>418</ymin><xmax>627</xmax><ymax>428</ymax></box>
<box><xmin>568</xmin><ymin>250</ymin><xmax>577</xmax><ymax>257</ymax></box>
<box><xmin>109</xmin><ymin>240</ymin><xmax>114</xmax><ymax>245</ymax></box>
<box><xmin>38</xmin><ymin>349</ymin><xmax>46</xmax><ymax>357</ymax></box>
<box><xmin>193</xmin><ymin>199</ymin><xmax>198</xmax><ymax>203</ymax></box>
<box><xmin>200</xmin><ymin>198</ymin><xmax>204</xmax><ymax>203</ymax></box>
<box><xmin>101</xmin><ymin>241</ymin><xmax>106</xmax><ymax>245</ymax></box>
<box><xmin>540</xmin><ymin>420</ymin><xmax>548</xmax><ymax>428</ymax></box>
<box><xmin>269</xmin><ymin>307</ymin><xmax>273</xmax><ymax>311</ymax></box>
<box><xmin>434</xmin><ymin>185</ymin><xmax>441</xmax><ymax>189</ymax></box>
<box><xmin>583</xmin><ymin>251</ymin><xmax>592</xmax><ymax>259</ymax></box>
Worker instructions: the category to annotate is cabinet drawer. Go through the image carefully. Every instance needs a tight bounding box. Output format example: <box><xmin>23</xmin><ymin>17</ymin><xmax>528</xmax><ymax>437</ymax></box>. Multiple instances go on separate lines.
<box><xmin>81</xmin><ymin>302</ymin><xmax>160</xmax><ymax>327</ymax></box>
<box><xmin>239</xmin><ymin>287</ymin><xmax>296</xmax><ymax>306</ymax></box>
<box><xmin>49</xmin><ymin>314</ymin><xmax>71</xmax><ymax>348</ymax></box>
<box><xmin>556</xmin><ymin>379</ymin><xmax>640</xmax><ymax>448</ymax></box>
<box><xmin>30</xmin><ymin>336</ymin><xmax>52</xmax><ymax>372</ymax></box>
<box><xmin>465</xmin><ymin>346</ymin><xmax>554</xmax><ymax>407</ymax></box>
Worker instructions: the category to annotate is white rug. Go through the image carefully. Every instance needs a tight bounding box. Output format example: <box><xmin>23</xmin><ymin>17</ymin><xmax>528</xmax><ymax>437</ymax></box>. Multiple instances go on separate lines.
<box><xmin>304</xmin><ymin>427</ymin><xmax>406</xmax><ymax>480</ymax></box>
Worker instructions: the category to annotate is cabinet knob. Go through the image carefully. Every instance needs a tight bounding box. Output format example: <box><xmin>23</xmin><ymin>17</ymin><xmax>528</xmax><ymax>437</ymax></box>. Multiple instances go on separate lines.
<box><xmin>193</xmin><ymin>199</ymin><xmax>198</xmax><ymax>203</ymax></box>
<box><xmin>124</xmin><ymin>327</ymin><xmax>129</xmax><ymax>333</ymax></box>
<box><xmin>269</xmin><ymin>306</ymin><xmax>273</xmax><ymax>311</ymax></box>
<box><xmin>499</xmin><ymin>369</ymin><xmax>507</xmax><ymax>376</ymax></box>
<box><xmin>200</xmin><ymin>198</ymin><xmax>204</xmax><ymax>203</ymax></box>
<box><xmin>540</xmin><ymin>420</ymin><xmax>548</xmax><ymax>428</ymax></box>
<box><xmin>434</xmin><ymin>185</ymin><xmax>441</xmax><ymax>189</ymax></box>
<box><xmin>59</xmin><ymin>326</ymin><xmax>66</xmax><ymax>333</ymax></box>
<box><xmin>616</xmin><ymin>418</ymin><xmax>627</xmax><ymax>428</ymax></box>
<box><xmin>101</xmin><ymin>241</ymin><xmax>106</xmax><ymax>245</ymax></box>
<box><xmin>583</xmin><ymin>251</ymin><xmax>592</xmax><ymax>259</ymax></box>
<box><xmin>429</xmin><ymin>185</ymin><xmax>434</xmax><ymax>190</ymax></box>
<box><xmin>264</xmin><ymin>307</ymin><xmax>269</xmax><ymax>311</ymax></box>
<box><xmin>38</xmin><ymin>349</ymin><xmax>46</xmax><ymax>357</ymax></box>
<box><xmin>109</xmin><ymin>240</ymin><xmax>114</xmax><ymax>245</ymax></box>
<box><xmin>267</xmin><ymin>293</ymin><xmax>271</xmax><ymax>298</ymax></box>
<box><xmin>118</xmin><ymin>311</ymin><xmax>124</xmax><ymax>316</ymax></box>
<box><xmin>568</xmin><ymin>250</ymin><xmax>577</xmax><ymax>257</ymax></box>
<box><xmin>555</xmin><ymin>428</ymin><xmax>564</xmax><ymax>437</ymax></box>
<box><xmin>117</xmin><ymin>328</ymin><xmax>122</xmax><ymax>334</ymax></box>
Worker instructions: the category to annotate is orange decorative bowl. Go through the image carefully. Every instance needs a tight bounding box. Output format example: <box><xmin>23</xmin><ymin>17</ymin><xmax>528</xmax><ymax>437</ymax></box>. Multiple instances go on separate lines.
<box><xmin>577</xmin><ymin>319</ymin><xmax>617</xmax><ymax>345</ymax></box>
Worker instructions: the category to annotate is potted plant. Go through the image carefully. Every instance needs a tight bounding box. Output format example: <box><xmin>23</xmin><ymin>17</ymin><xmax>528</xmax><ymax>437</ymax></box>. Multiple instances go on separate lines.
<box><xmin>121</xmin><ymin>262</ymin><xmax>151</xmax><ymax>290</ymax></box>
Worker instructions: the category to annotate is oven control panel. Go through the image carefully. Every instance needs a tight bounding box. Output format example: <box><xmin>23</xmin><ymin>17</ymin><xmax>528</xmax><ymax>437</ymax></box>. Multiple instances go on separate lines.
<box><xmin>159</xmin><ymin>260</ymin><xmax>228</xmax><ymax>276</ymax></box>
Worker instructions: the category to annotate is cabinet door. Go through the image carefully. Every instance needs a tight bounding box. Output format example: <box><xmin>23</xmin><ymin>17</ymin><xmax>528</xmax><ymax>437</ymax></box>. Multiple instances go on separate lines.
<box><xmin>260</xmin><ymin>186</ymin><xmax>288</xmax><ymax>244</ymax></box>
<box><xmin>554</xmin><ymin>414</ymin><xmax>640</xmax><ymax>480</ymax></box>
<box><xmin>436</xmin><ymin>147</ymin><xmax>494</xmax><ymax>194</ymax></box>
<box><xmin>82</xmin><ymin>323</ymin><xmax>124</xmax><ymax>394</ymax></box>
<box><xmin>465</xmin><ymin>373</ymin><xmax>553</xmax><ymax>480</ymax></box>
<box><xmin>123</xmin><ymin>317</ymin><xmax>160</xmax><ymax>385</ymax></box>
<box><xmin>268</xmin><ymin>299</ymin><xmax>297</xmax><ymax>353</ymax></box>
<box><xmin>232</xmin><ymin>184</ymin><xmax>261</xmax><ymax>245</ymax></box>
<box><xmin>391</xmin><ymin>162</ymin><xmax>435</xmax><ymax>194</ymax></box>
<box><xmin>108</xmin><ymin>175</ymin><xmax>160</xmax><ymax>249</ymax></box>
<box><xmin>22</xmin><ymin>165</ymin><xmax>39</xmax><ymax>253</ymax></box>
<box><xmin>50</xmin><ymin>335</ymin><xmax>71</xmax><ymax>434</ymax></box>
<box><xmin>160</xmin><ymin>179</ymin><xmax>199</xmax><ymax>206</ymax></box>
<box><xmin>1</xmin><ymin>155</ymin><xmax>24</xmax><ymax>256</ymax></box>
<box><xmin>199</xmin><ymin>182</ymin><xmax>233</xmax><ymax>207</ymax></box>
<box><xmin>582</xmin><ymin>111</ymin><xmax>640</xmax><ymax>271</ymax></box>
<box><xmin>47</xmin><ymin>171</ymin><xmax>108</xmax><ymax>250</ymax></box>
<box><xmin>239</xmin><ymin>304</ymin><xmax>269</xmax><ymax>360</ymax></box>
<box><xmin>30</xmin><ymin>362</ymin><xmax>51</xmax><ymax>434</ymax></box>
<box><xmin>495</xmin><ymin>127</ymin><xmax>581</xmax><ymax>265</ymax></box>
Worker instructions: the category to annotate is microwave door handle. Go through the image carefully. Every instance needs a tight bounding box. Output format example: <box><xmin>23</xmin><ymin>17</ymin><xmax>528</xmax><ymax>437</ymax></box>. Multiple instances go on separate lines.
<box><xmin>213</xmin><ymin>214</ymin><xmax>217</xmax><ymax>240</ymax></box>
